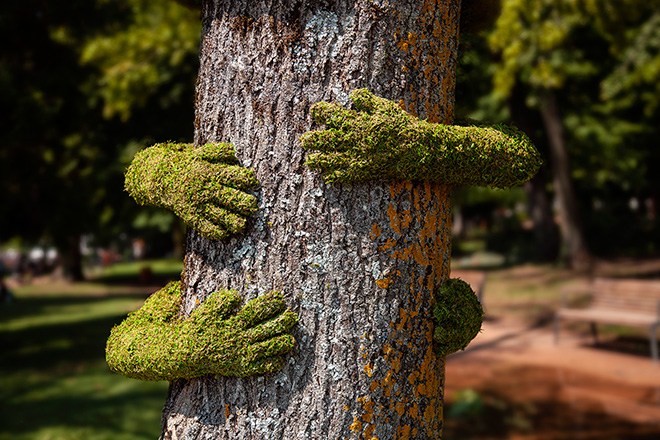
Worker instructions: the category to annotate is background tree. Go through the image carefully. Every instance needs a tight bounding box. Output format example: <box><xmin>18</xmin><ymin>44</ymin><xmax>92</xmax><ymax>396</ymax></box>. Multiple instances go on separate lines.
<box><xmin>455</xmin><ymin>0</ymin><xmax>660</xmax><ymax>266</ymax></box>
<box><xmin>0</xmin><ymin>0</ymin><xmax>200</xmax><ymax>277</ymax></box>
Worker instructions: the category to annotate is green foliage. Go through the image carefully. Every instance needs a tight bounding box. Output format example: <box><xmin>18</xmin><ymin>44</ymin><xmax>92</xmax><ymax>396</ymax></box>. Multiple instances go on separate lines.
<box><xmin>433</xmin><ymin>278</ymin><xmax>484</xmax><ymax>356</ymax></box>
<box><xmin>601</xmin><ymin>11</ymin><xmax>660</xmax><ymax>117</ymax></box>
<box><xmin>489</xmin><ymin>0</ymin><xmax>598</xmax><ymax>101</ymax></box>
<box><xmin>302</xmin><ymin>89</ymin><xmax>541</xmax><ymax>189</ymax></box>
<box><xmin>125</xmin><ymin>142</ymin><xmax>258</xmax><ymax>240</ymax></box>
<box><xmin>81</xmin><ymin>0</ymin><xmax>200</xmax><ymax>121</ymax></box>
<box><xmin>455</xmin><ymin>0</ymin><xmax>660</xmax><ymax>258</ymax></box>
<box><xmin>0</xmin><ymin>0</ymin><xmax>201</xmax><ymax>274</ymax></box>
<box><xmin>106</xmin><ymin>282</ymin><xmax>298</xmax><ymax>380</ymax></box>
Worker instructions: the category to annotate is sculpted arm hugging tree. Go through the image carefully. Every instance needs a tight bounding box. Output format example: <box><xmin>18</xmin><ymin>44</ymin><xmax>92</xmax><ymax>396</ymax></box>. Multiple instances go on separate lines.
<box><xmin>302</xmin><ymin>89</ymin><xmax>541</xmax><ymax>356</ymax></box>
<box><xmin>106</xmin><ymin>142</ymin><xmax>297</xmax><ymax>381</ymax></box>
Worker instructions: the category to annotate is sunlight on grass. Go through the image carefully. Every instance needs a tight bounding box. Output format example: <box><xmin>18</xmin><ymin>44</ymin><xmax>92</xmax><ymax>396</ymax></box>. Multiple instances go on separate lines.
<box><xmin>0</xmin><ymin>282</ymin><xmax>168</xmax><ymax>440</ymax></box>
<box><xmin>88</xmin><ymin>259</ymin><xmax>183</xmax><ymax>283</ymax></box>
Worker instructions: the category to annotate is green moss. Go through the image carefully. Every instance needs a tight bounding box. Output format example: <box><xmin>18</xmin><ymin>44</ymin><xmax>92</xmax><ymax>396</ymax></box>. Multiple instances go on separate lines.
<box><xmin>125</xmin><ymin>142</ymin><xmax>259</xmax><ymax>241</ymax></box>
<box><xmin>433</xmin><ymin>278</ymin><xmax>484</xmax><ymax>356</ymax></box>
<box><xmin>106</xmin><ymin>281</ymin><xmax>298</xmax><ymax>380</ymax></box>
<box><xmin>302</xmin><ymin>89</ymin><xmax>541</xmax><ymax>189</ymax></box>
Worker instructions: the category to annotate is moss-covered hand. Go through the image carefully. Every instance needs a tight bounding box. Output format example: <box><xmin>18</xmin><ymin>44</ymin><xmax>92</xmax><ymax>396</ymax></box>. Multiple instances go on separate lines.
<box><xmin>125</xmin><ymin>142</ymin><xmax>258</xmax><ymax>240</ymax></box>
<box><xmin>106</xmin><ymin>281</ymin><xmax>298</xmax><ymax>380</ymax></box>
<box><xmin>433</xmin><ymin>278</ymin><xmax>484</xmax><ymax>357</ymax></box>
<box><xmin>302</xmin><ymin>89</ymin><xmax>541</xmax><ymax>189</ymax></box>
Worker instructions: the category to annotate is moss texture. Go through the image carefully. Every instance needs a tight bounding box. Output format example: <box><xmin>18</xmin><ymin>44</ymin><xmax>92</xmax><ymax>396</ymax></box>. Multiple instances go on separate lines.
<box><xmin>302</xmin><ymin>89</ymin><xmax>541</xmax><ymax>189</ymax></box>
<box><xmin>433</xmin><ymin>278</ymin><xmax>484</xmax><ymax>356</ymax></box>
<box><xmin>106</xmin><ymin>281</ymin><xmax>298</xmax><ymax>380</ymax></box>
<box><xmin>125</xmin><ymin>142</ymin><xmax>258</xmax><ymax>240</ymax></box>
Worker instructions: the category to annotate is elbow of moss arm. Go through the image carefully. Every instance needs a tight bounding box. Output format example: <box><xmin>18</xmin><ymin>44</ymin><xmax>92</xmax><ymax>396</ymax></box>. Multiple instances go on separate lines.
<box><xmin>437</xmin><ymin>122</ymin><xmax>542</xmax><ymax>188</ymax></box>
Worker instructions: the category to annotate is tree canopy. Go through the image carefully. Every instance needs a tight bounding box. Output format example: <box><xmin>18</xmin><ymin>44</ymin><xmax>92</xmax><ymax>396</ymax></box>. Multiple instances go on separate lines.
<box><xmin>455</xmin><ymin>0</ymin><xmax>660</xmax><ymax>260</ymax></box>
<box><xmin>0</xmin><ymin>0</ymin><xmax>200</xmax><ymax>275</ymax></box>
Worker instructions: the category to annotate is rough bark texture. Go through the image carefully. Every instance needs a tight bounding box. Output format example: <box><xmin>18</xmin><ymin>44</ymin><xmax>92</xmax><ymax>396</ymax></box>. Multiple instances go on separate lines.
<box><xmin>161</xmin><ymin>0</ymin><xmax>460</xmax><ymax>438</ymax></box>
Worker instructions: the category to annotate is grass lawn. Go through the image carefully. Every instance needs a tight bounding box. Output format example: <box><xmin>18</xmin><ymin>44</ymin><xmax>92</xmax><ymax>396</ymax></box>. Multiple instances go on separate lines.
<box><xmin>0</xmin><ymin>273</ymin><xmax>171</xmax><ymax>439</ymax></box>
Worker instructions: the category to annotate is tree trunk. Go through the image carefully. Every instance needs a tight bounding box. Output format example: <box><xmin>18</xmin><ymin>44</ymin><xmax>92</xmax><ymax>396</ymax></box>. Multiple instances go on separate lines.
<box><xmin>508</xmin><ymin>85</ymin><xmax>558</xmax><ymax>261</ymax></box>
<box><xmin>540</xmin><ymin>91</ymin><xmax>590</xmax><ymax>270</ymax></box>
<box><xmin>523</xmin><ymin>174</ymin><xmax>559</xmax><ymax>261</ymax></box>
<box><xmin>63</xmin><ymin>234</ymin><xmax>84</xmax><ymax>281</ymax></box>
<box><xmin>161</xmin><ymin>1</ymin><xmax>460</xmax><ymax>438</ymax></box>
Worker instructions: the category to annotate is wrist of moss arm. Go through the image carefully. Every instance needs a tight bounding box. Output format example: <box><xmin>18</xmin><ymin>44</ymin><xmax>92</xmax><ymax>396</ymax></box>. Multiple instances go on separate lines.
<box><xmin>125</xmin><ymin>144</ymin><xmax>185</xmax><ymax>210</ymax></box>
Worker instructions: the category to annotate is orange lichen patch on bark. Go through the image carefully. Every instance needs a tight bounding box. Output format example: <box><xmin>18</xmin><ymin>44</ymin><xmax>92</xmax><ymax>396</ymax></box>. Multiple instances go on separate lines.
<box><xmin>352</xmin><ymin>182</ymin><xmax>449</xmax><ymax>438</ymax></box>
<box><xmin>383</xmin><ymin>184</ymin><xmax>451</xmax><ymax>287</ymax></box>
<box><xmin>381</xmin><ymin>238</ymin><xmax>398</xmax><ymax>252</ymax></box>
<box><xmin>397</xmin><ymin>425</ymin><xmax>412</xmax><ymax>440</ymax></box>
<box><xmin>370</xmin><ymin>223</ymin><xmax>382</xmax><ymax>239</ymax></box>
<box><xmin>350</xmin><ymin>418</ymin><xmax>363</xmax><ymax>432</ymax></box>
<box><xmin>225</xmin><ymin>404</ymin><xmax>230</xmax><ymax>419</ymax></box>
<box><xmin>394</xmin><ymin>0</ymin><xmax>459</xmax><ymax>124</ymax></box>
<box><xmin>351</xmin><ymin>396</ymin><xmax>384</xmax><ymax>439</ymax></box>
<box><xmin>387</xmin><ymin>203</ymin><xmax>402</xmax><ymax>234</ymax></box>
<box><xmin>375</xmin><ymin>277</ymin><xmax>394</xmax><ymax>289</ymax></box>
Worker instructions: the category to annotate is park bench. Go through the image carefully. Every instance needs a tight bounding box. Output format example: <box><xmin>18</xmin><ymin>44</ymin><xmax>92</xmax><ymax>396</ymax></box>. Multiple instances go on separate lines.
<box><xmin>451</xmin><ymin>269</ymin><xmax>487</xmax><ymax>306</ymax></box>
<box><xmin>554</xmin><ymin>278</ymin><xmax>660</xmax><ymax>364</ymax></box>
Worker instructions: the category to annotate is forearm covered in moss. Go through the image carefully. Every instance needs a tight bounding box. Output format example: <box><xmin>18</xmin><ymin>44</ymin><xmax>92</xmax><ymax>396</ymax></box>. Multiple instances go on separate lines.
<box><xmin>105</xmin><ymin>282</ymin><xmax>210</xmax><ymax>381</ymax></box>
<box><xmin>399</xmin><ymin>122</ymin><xmax>541</xmax><ymax>189</ymax></box>
<box><xmin>106</xmin><ymin>318</ymin><xmax>203</xmax><ymax>381</ymax></box>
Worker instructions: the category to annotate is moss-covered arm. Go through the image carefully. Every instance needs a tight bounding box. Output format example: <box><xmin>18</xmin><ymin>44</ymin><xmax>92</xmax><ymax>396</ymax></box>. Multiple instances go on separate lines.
<box><xmin>106</xmin><ymin>282</ymin><xmax>298</xmax><ymax>380</ymax></box>
<box><xmin>301</xmin><ymin>89</ymin><xmax>541</xmax><ymax>189</ymax></box>
<box><xmin>125</xmin><ymin>142</ymin><xmax>258</xmax><ymax>240</ymax></box>
<box><xmin>433</xmin><ymin>278</ymin><xmax>484</xmax><ymax>356</ymax></box>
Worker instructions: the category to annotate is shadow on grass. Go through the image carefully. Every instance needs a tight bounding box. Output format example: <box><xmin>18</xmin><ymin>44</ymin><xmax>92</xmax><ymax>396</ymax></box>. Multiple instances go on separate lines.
<box><xmin>1</xmin><ymin>383</ymin><xmax>167</xmax><ymax>439</ymax></box>
<box><xmin>0</xmin><ymin>290</ymin><xmax>168</xmax><ymax>439</ymax></box>
<box><xmin>1</xmin><ymin>312</ymin><xmax>134</xmax><ymax>373</ymax></box>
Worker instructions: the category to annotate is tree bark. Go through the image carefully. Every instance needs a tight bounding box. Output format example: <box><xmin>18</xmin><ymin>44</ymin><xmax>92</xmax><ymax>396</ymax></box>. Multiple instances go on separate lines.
<box><xmin>160</xmin><ymin>1</ymin><xmax>460</xmax><ymax>438</ymax></box>
<box><xmin>540</xmin><ymin>91</ymin><xmax>590</xmax><ymax>270</ymax></box>
<box><xmin>62</xmin><ymin>234</ymin><xmax>84</xmax><ymax>281</ymax></box>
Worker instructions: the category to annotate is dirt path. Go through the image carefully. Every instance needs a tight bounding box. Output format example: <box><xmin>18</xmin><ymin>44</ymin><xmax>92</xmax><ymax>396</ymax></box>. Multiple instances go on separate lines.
<box><xmin>445</xmin><ymin>318</ymin><xmax>660</xmax><ymax>439</ymax></box>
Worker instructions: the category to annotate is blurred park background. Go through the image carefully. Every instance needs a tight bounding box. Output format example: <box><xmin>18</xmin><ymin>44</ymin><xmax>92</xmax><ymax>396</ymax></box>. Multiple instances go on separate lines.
<box><xmin>1</xmin><ymin>0</ymin><xmax>659</xmax><ymax>439</ymax></box>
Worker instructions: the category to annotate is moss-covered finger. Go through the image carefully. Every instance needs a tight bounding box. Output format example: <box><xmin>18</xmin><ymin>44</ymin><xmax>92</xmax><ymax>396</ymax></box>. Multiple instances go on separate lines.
<box><xmin>240</xmin><ymin>357</ymin><xmax>285</xmax><ymax>377</ymax></box>
<box><xmin>349</xmin><ymin>88</ymin><xmax>404</xmax><ymax>116</ymax></box>
<box><xmin>432</xmin><ymin>278</ymin><xmax>484</xmax><ymax>357</ymax></box>
<box><xmin>138</xmin><ymin>281</ymin><xmax>182</xmax><ymax>322</ymax></box>
<box><xmin>237</xmin><ymin>291</ymin><xmax>288</xmax><ymax>328</ymax></box>
<box><xmin>193</xmin><ymin>142</ymin><xmax>238</xmax><ymax>163</ymax></box>
<box><xmin>190</xmin><ymin>289</ymin><xmax>242</xmax><ymax>322</ymax></box>
<box><xmin>202</xmin><ymin>205</ymin><xmax>248</xmax><ymax>237</ymax></box>
<box><xmin>310</xmin><ymin>101</ymin><xmax>358</xmax><ymax>130</ymax></box>
<box><xmin>207</xmin><ymin>162</ymin><xmax>259</xmax><ymax>191</ymax></box>
<box><xmin>212</xmin><ymin>185</ymin><xmax>258</xmax><ymax>216</ymax></box>
<box><xmin>244</xmin><ymin>309</ymin><xmax>298</xmax><ymax>343</ymax></box>
<box><xmin>300</xmin><ymin>128</ymin><xmax>358</xmax><ymax>153</ymax></box>
<box><xmin>191</xmin><ymin>217</ymin><xmax>233</xmax><ymax>241</ymax></box>
<box><xmin>249</xmin><ymin>334</ymin><xmax>296</xmax><ymax>360</ymax></box>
